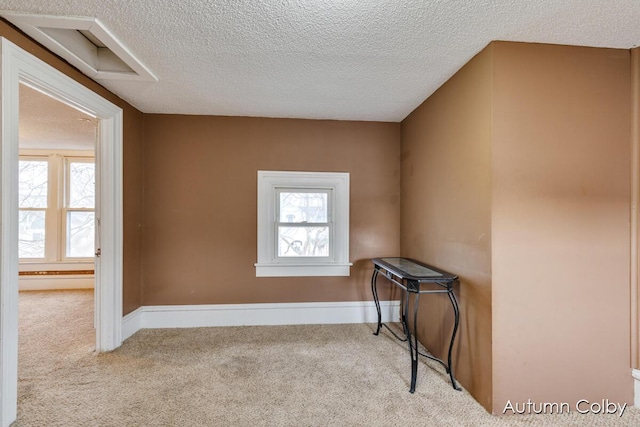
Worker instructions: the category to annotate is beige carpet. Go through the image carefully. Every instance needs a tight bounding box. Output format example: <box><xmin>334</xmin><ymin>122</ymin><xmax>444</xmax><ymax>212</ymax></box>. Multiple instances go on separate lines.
<box><xmin>16</xmin><ymin>290</ymin><xmax>640</xmax><ymax>426</ymax></box>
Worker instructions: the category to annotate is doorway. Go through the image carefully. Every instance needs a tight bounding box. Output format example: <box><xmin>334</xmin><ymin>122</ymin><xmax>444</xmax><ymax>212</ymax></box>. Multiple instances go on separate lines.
<box><xmin>1</xmin><ymin>39</ymin><xmax>124</xmax><ymax>426</ymax></box>
<box><xmin>18</xmin><ymin>83</ymin><xmax>98</xmax><ymax>294</ymax></box>
<box><xmin>17</xmin><ymin>85</ymin><xmax>98</xmax><ymax>403</ymax></box>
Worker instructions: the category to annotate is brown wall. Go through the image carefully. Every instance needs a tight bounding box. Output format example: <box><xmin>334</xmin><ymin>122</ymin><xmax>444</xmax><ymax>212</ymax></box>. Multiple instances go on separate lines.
<box><xmin>491</xmin><ymin>42</ymin><xmax>632</xmax><ymax>410</ymax></box>
<box><xmin>400</xmin><ymin>41</ymin><xmax>634</xmax><ymax>413</ymax></box>
<box><xmin>400</xmin><ymin>46</ymin><xmax>494</xmax><ymax>410</ymax></box>
<box><xmin>141</xmin><ymin>115</ymin><xmax>400</xmax><ymax>305</ymax></box>
<box><xmin>0</xmin><ymin>20</ymin><xmax>145</xmax><ymax>314</ymax></box>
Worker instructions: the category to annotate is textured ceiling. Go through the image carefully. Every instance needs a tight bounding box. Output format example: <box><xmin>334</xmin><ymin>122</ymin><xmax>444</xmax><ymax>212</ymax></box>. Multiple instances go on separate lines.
<box><xmin>2</xmin><ymin>1</ymin><xmax>640</xmax><ymax>122</ymax></box>
<box><xmin>19</xmin><ymin>84</ymin><xmax>97</xmax><ymax>151</ymax></box>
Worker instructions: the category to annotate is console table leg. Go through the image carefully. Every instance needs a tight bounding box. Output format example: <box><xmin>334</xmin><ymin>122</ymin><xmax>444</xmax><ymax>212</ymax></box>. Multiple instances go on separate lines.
<box><xmin>447</xmin><ymin>289</ymin><xmax>462</xmax><ymax>391</ymax></box>
<box><xmin>408</xmin><ymin>292</ymin><xmax>420</xmax><ymax>393</ymax></box>
<box><xmin>401</xmin><ymin>288</ymin><xmax>409</xmax><ymax>336</ymax></box>
<box><xmin>371</xmin><ymin>269</ymin><xmax>382</xmax><ymax>335</ymax></box>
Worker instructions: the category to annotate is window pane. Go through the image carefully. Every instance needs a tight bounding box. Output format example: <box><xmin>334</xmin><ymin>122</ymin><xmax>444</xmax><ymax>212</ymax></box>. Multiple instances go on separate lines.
<box><xmin>18</xmin><ymin>210</ymin><xmax>45</xmax><ymax>258</ymax></box>
<box><xmin>67</xmin><ymin>211</ymin><xmax>95</xmax><ymax>258</ymax></box>
<box><xmin>278</xmin><ymin>226</ymin><xmax>329</xmax><ymax>257</ymax></box>
<box><xmin>19</xmin><ymin>160</ymin><xmax>48</xmax><ymax>208</ymax></box>
<box><xmin>279</xmin><ymin>192</ymin><xmax>328</xmax><ymax>223</ymax></box>
<box><xmin>68</xmin><ymin>162</ymin><xmax>95</xmax><ymax>208</ymax></box>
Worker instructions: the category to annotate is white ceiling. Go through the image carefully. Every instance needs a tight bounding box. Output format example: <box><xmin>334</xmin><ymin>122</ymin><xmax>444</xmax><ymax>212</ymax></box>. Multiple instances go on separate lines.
<box><xmin>19</xmin><ymin>84</ymin><xmax>97</xmax><ymax>151</ymax></box>
<box><xmin>2</xmin><ymin>1</ymin><xmax>640</xmax><ymax>122</ymax></box>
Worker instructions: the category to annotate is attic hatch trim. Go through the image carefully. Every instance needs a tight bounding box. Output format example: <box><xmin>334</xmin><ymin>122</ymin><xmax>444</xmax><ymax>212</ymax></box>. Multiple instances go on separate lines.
<box><xmin>1</xmin><ymin>13</ymin><xmax>158</xmax><ymax>82</ymax></box>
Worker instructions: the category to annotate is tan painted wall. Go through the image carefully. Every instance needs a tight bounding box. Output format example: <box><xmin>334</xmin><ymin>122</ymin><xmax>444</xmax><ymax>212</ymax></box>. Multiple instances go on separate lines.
<box><xmin>491</xmin><ymin>42</ymin><xmax>632</xmax><ymax>410</ymax></box>
<box><xmin>122</xmin><ymin>105</ymin><xmax>144</xmax><ymax>315</ymax></box>
<box><xmin>400</xmin><ymin>46</ymin><xmax>494</xmax><ymax>410</ymax></box>
<box><xmin>400</xmin><ymin>41</ymin><xmax>634</xmax><ymax>413</ymax></box>
<box><xmin>0</xmin><ymin>20</ymin><xmax>145</xmax><ymax>314</ymax></box>
<box><xmin>141</xmin><ymin>115</ymin><xmax>400</xmax><ymax>305</ymax></box>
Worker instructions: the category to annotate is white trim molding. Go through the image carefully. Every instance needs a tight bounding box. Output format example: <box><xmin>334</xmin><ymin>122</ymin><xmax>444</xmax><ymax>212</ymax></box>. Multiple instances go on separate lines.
<box><xmin>0</xmin><ymin>38</ymin><xmax>21</xmax><ymax>427</ymax></box>
<box><xmin>121</xmin><ymin>300</ymin><xmax>401</xmax><ymax>341</ymax></box>
<box><xmin>18</xmin><ymin>276</ymin><xmax>94</xmax><ymax>291</ymax></box>
<box><xmin>254</xmin><ymin>263</ymin><xmax>353</xmax><ymax>277</ymax></box>
<box><xmin>256</xmin><ymin>170</ymin><xmax>352</xmax><ymax>277</ymax></box>
<box><xmin>122</xmin><ymin>307</ymin><xmax>144</xmax><ymax>341</ymax></box>
<box><xmin>1</xmin><ymin>38</ymin><xmax>123</xmax><ymax>427</ymax></box>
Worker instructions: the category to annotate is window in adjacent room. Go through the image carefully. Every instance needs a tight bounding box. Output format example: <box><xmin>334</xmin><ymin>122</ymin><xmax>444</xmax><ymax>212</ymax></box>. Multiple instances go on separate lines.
<box><xmin>63</xmin><ymin>158</ymin><xmax>96</xmax><ymax>258</ymax></box>
<box><xmin>18</xmin><ymin>154</ymin><xmax>95</xmax><ymax>262</ymax></box>
<box><xmin>255</xmin><ymin>171</ymin><xmax>351</xmax><ymax>277</ymax></box>
<box><xmin>18</xmin><ymin>158</ymin><xmax>49</xmax><ymax>259</ymax></box>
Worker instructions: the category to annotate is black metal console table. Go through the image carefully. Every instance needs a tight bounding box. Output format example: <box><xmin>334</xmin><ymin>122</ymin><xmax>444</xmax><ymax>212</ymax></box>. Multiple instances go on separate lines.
<box><xmin>371</xmin><ymin>257</ymin><xmax>461</xmax><ymax>393</ymax></box>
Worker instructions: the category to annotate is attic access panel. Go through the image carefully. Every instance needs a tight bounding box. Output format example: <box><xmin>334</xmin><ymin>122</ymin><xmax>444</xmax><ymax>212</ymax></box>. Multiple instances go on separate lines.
<box><xmin>1</xmin><ymin>13</ymin><xmax>157</xmax><ymax>82</ymax></box>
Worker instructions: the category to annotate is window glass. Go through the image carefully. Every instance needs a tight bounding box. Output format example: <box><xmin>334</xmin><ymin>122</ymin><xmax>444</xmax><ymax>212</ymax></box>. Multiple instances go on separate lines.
<box><xmin>279</xmin><ymin>192</ymin><xmax>328</xmax><ymax>223</ymax></box>
<box><xmin>18</xmin><ymin>210</ymin><xmax>46</xmax><ymax>258</ymax></box>
<box><xmin>66</xmin><ymin>211</ymin><xmax>95</xmax><ymax>258</ymax></box>
<box><xmin>18</xmin><ymin>160</ymin><xmax>48</xmax><ymax>208</ymax></box>
<box><xmin>278</xmin><ymin>226</ymin><xmax>329</xmax><ymax>257</ymax></box>
<box><xmin>68</xmin><ymin>162</ymin><xmax>95</xmax><ymax>208</ymax></box>
<box><xmin>18</xmin><ymin>160</ymin><xmax>48</xmax><ymax>259</ymax></box>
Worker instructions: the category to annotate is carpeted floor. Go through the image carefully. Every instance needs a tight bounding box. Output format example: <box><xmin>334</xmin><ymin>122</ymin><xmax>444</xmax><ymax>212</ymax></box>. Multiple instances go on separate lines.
<box><xmin>16</xmin><ymin>290</ymin><xmax>640</xmax><ymax>426</ymax></box>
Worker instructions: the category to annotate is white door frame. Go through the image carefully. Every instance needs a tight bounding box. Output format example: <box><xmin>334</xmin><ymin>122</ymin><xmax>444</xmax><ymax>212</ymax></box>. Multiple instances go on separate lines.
<box><xmin>0</xmin><ymin>38</ymin><xmax>123</xmax><ymax>426</ymax></box>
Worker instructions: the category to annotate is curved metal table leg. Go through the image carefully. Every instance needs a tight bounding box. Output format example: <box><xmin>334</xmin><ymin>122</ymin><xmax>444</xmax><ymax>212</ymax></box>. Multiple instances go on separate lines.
<box><xmin>371</xmin><ymin>269</ymin><xmax>382</xmax><ymax>335</ymax></box>
<box><xmin>401</xmin><ymin>287</ymin><xmax>409</xmax><ymax>337</ymax></box>
<box><xmin>447</xmin><ymin>288</ymin><xmax>462</xmax><ymax>391</ymax></box>
<box><xmin>408</xmin><ymin>290</ymin><xmax>420</xmax><ymax>393</ymax></box>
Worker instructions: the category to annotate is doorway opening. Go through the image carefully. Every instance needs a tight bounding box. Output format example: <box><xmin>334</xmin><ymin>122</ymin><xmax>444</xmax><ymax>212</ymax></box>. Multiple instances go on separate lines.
<box><xmin>18</xmin><ymin>83</ymin><xmax>98</xmax><ymax>294</ymax></box>
<box><xmin>1</xmin><ymin>38</ymin><xmax>123</xmax><ymax>427</ymax></box>
<box><xmin>17</xmin><ymin>84</ymin><xmax>98</xmax><ymax>418</ymax></box>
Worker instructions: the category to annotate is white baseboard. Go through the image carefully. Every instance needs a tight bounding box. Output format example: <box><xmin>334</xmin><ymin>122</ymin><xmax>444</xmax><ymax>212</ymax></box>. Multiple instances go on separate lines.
<box><xmin>122</xmin><ymin>307</ymin><xmax>144</xmax><ymax>341</ymax></box>
<box><xmin>19</xmin><ymin>276</ymin><xmax>94</xmax><ymax>291</ymax></box>
<box><xmin>121</xmin><ymin>300</ymin><xmax>400</xmax><ymax>342</ymax></box>
<box><xmin>633</xmin><ymin>369</ymin><xmax>640</xmax><ymax>407</ymax></box>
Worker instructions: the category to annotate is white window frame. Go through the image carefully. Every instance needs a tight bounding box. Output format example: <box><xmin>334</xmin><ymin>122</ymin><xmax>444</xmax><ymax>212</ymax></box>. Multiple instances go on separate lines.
<box><xmin>276</xmin><ymin>188</ymin><xmax>332</xmax><ymax>260</ymax></box>
<box><xmin>18</xmin><ymin>151</ymin><xmax>95</xmax><ymax>265</ymax></box>
<box><xmin>17</xmin><ymin>156</ymin><xmax>50</xmax><ymax>260</ymax></box>
<box><xmin>256</xmin><ymin>171</ymin><xmax>352</xmax><ymax>277</ymax></box>
<box><xmin>62</xmin><ymin>156</ymin><xmax>95</xmax><ymax>260</ymax></box>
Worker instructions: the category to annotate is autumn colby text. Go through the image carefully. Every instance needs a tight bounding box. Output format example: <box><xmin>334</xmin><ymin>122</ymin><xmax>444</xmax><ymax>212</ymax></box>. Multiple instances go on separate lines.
<box><xmin>502</xmin><ymin>399</ymin><xmax>628</xmax><ymax>417</ymax></box>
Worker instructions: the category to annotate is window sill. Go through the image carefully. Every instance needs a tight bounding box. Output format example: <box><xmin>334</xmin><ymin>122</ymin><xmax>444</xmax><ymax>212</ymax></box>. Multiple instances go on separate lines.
<box><xmin>255</xmin><ymin>263</ymin><xmax>352</xmax><ymax>277</ymax></box>
<box><xmin>19</xmin><ymin>261</ymin><xmax>95</xmax><ymax>271</ymax></box>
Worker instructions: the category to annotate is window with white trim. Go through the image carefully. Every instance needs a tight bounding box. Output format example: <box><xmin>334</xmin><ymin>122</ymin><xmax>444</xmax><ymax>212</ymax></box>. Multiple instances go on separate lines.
<box><xmin>255</xmin><ymin>171</ymin><xmax>351</xmax><ymax>277</ymax></box>
<box><xmin>18</xmin><ymin>158</ymin><xmax>48</xmax><ymax>258</ymax></box>
<box><xmin>63</xmin><ymin>158</ymin><xmax>96</xmax><ymax>258</ymax></box>
<box><xmin>18</xmin><ymin>154</ymin><xmax>95</xmax><ymax>262</ymax></box>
